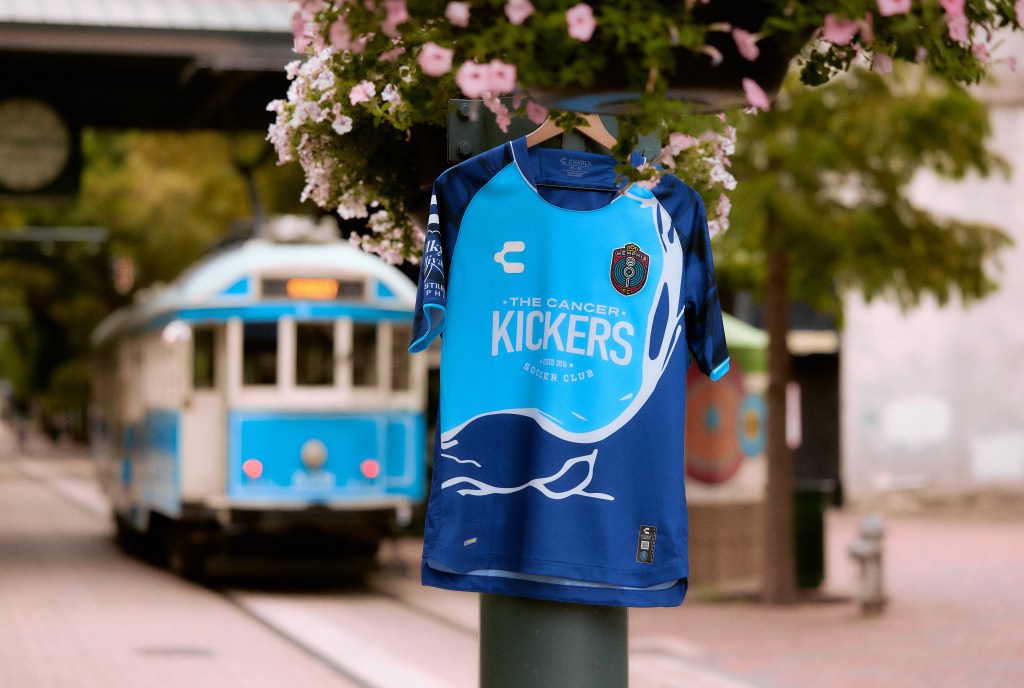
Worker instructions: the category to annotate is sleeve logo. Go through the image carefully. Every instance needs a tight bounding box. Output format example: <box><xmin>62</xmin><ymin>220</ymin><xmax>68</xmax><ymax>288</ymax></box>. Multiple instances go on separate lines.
<box><xmin>610</xmin><ymin>243</ymin><xmax>649</xmax><ymax>296</ymax></box>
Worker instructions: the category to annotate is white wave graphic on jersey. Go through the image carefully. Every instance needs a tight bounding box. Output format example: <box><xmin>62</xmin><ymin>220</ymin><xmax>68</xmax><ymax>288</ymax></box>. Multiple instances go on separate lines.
<box><xmin>441</xmin><ymin>193</ymin><xmax>686</xmax><ymax>500</ymax></box>
<box><xmin>441</xmin><ymin>449</ymin><xmax>612</xmax><ymax>500</ymax></box>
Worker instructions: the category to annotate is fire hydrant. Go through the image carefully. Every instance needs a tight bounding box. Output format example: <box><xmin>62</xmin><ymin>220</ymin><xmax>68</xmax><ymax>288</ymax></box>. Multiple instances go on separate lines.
<box><xmin>848</xmin><ymin>513</ymin><xmax>887</xmax><ymax>614</ymax></box>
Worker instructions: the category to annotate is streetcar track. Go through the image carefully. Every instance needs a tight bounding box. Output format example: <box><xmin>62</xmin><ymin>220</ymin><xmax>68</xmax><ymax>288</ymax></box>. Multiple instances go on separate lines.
<box><xmin>227</xmin><ymin>583</ymin><xmax>472</xmax><ymax>688</ymax></box>
<box><xmin>25</xmin><ymin>455</ymin><xmax>458</xmax><ymax>688</ymax></box>
<box><xmin>224</xmin><ymin>590</ymin><xmax>384</xmax><ymax>688</ymax></box>
<box><xmin>365</xmin><ymin>573</ymin><xmax>478</xmax><ymax>638</ymax></box>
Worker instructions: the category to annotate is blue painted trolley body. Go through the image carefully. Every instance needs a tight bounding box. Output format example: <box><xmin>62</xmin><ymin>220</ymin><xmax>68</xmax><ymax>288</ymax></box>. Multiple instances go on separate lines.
<box><xmin>89</xmin><ymin>219</ymin><xmax>428</xmax><ymax>576</ymax></box>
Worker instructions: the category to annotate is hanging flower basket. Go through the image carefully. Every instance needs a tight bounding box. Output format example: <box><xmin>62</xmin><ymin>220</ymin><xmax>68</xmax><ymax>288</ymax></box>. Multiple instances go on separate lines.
<box><xmin>528</xmin><ymin>1</ymin><xmax>804</xmax><ymax>114</ymax></box>
<box><xmin>270</xmin><ymin>0</ymin><xmax>1024</xmax><ymax>264</ymax></box>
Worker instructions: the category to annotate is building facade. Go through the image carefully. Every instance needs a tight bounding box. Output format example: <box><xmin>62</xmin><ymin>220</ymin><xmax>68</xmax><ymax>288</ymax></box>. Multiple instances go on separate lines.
<box><xmin>842</xmin><ymin>47</ymin><xmax>1024</xmax><ymax>501</ymax></box>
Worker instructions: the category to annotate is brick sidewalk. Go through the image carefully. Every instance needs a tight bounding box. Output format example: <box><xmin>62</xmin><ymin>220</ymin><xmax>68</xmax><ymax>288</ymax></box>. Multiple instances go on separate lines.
<box><xmin>632</xmin><ymin>504</ymin><xmax>1024</xmax><ymax>688</ymax></box>
<box><xmin>3</xmin><ymin>421</ymin><xmax>1022</xmax><ymax>687</ymax></box>
<box><xmin>0</xmin><ymin>425</ymin><xmax>361</xmax><ymax>688</ymax></box>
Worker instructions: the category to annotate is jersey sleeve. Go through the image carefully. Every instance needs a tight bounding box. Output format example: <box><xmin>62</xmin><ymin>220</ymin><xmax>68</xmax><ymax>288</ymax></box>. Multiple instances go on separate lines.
<box><xmin>408</xmin><ymin>141</ymin><xmax>516</xmax><ymax>353</ymax></box>
<box><xmin>409</xmin><ymin>187</ymin><xmax>447</xmax><ymax>353</ymax></box>
<box><xmin>682</xmin><ymin>190</ymin><xmax>730</xmax><ymax>379</ymax></box>
<box><xmin>655</xmin><ymin>178</ymin><xmax>730</xmax><ymax>380</ymax></box>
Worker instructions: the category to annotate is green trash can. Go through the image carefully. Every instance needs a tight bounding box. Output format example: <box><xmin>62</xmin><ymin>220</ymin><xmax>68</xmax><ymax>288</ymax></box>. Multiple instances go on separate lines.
<box><xmin>793</xmin><ymin>479</ymin><xmax>834</xmax><ymax>588</ymax></box>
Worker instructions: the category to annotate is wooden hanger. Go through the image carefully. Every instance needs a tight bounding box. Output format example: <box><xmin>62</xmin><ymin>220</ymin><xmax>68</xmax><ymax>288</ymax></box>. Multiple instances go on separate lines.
<box><xmin>525</xmin><ymin>113</ymin><xmax>617</xmax><ymax>151</ymax></box>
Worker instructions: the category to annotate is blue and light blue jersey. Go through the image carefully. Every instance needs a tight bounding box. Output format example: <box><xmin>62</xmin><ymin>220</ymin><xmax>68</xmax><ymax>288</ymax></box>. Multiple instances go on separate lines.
<box><xmin>410</xmin><ymin>137</ymin><xmax>729</xmax><ymax>607</ymax></box>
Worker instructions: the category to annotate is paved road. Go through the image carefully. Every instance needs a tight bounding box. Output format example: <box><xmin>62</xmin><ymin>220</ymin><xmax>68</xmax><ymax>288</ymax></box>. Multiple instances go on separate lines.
<box><xmin>2</xmin><ymin>427</ymin><xmax>1023</xmax><ymax>687</ymax></box>
<box><xmin>0</xmin><ymin>458</ymin><xmax>362</xmax><ymax>688</ymax></box>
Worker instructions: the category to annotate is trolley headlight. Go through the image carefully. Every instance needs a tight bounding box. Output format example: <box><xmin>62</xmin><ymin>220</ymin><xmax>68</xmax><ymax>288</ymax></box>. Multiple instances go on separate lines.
<box><xmin>300</xmin><ymin>439</ymin><xmax>328</xmax><ymax>470</ymax></box>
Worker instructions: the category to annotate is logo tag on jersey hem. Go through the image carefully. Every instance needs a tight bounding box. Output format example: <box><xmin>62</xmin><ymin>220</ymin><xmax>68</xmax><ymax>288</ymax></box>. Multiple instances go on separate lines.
<box><xmin>636</xmin><ymin>524</ymin><xmax>657</xmax><ymax>564</ymax></box>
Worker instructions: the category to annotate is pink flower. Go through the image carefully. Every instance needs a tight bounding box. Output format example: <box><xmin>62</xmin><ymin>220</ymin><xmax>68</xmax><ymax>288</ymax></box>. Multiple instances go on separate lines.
<box><xmin>329</xmin><ymin>19</ymin><xmax>351</xmax><ymax>50</ymax></box>
<box><xmin>486</xmin><ymin>60</ymin><xmax>517</xmax><ymax>94</ymax></box>
<box><xmin>484</xmin><ymin>96</ymin><xmax>512</xmax><ymax>133</ymax></box>
<box><xmin>350</xmin><ymin>34</ymin><xmax>370</xmax><ymax>55</ymax></box>
<box><xmin>417</xmin><ymin>42</ymin><xmax>454</xmax><ymax>76</ymax></box>
<box><xmin>656</xmin><ymin>131</ymin><xmax>699</xmax><ymax>167</ymax></box>
<box><xmin>505</xmin><ymin>0</ymin><xmax>534</xmax><ymax>25</ymax></box>
<box><xmin>349</xmin><ymin>80</ymin><xmax>376</xmax><ymax>105</ymax></box>
<box><xmin>946</xmin><ymin>13</ymin><xmax>969</xmax><ymax>44</ymax></box>
<box><xmin>454</xmin><ymin>60</ymin><xmax>518</xmax><ymax>97</ymax></box>
<box><xmin>871</xmin><ymin>53</ymin><xmax>893</xmax><ymax>74</ymax></box>
<box><xmin>940</xmin><ymin>0</ymin><xmax>965</xmax><ymax>17</ymax></box>
<box><xmin>525</xmin><ymin>100</ymin><xmax>549</xmax><ymax>125</ymax></box>
<box><xmin>860</xmin><ymin>12</ymin><xmax>875</xmax><ymax>42</ymax></box>
<box><xmin>732</xmin><ymin>28</ymin><xmax>760</xmax><ymax>61</ymax></box>
<box><xmin>566</xmin><ymin>3</ymin><xmax>596</xmax><ymax>42</ymax></box>
<box><xmin>667</xmin><ymin>131</ymin><xmax>698</xmax><ymax>153</ymax></box>
<box><xmin>446</xmin><ymin>1</ymin><xmax>470</xmax><ymax>27</ymax></box>
<box><xmin>291</xmin><ymin>11</ymin><xmax>310</xmax><ymax>53</ymax></box>
<box><xmin>298</xmin><ymin>0</ymin><xmax>327</xmax><ymax>19</ymax></box>
<box><xmin>381</xmin><ymin>0</ymin><xmax>409</xmax><ymax>38</ymax></box>
<box><xmin>381</xmin><ymin>84</ymin><xmax>401</xmax><ymax>103</ymax></box>
<box><xmin>876</xmin><ymin>0</ymin><xmax>911</xmax><ymax>17</ymax></box>
<box><xmin>972</xmin><ymin>42</ymin><xmax>990</xmax><ymax>60</ymax></box>
<box><xmin>1017</xmin><ymin>0</ymin><xmax>1024</xmax><ymax>26</ymax></box>
<box><xmin>455</xmin><ymin>60</ymin><xmax>489</xmax><ymax>98</ymax></box>
<box><xmin>741</xmin><ymin>77</ymin><xmax>770</xmax><ymax>111</ymax></box>
<box><xmin>380</xmin><ymin>45</ymin><xmax>405</xmax><ymax>62</ymax></box>
<box><xmin>822</xmin><ymin>14</ymin><xmax>860</xmax><ymax>45</ymax></box>
<box><xmin>332</xmin><ymin>112</ymin><xmax>354</xmax><ymax>136</ymax></box>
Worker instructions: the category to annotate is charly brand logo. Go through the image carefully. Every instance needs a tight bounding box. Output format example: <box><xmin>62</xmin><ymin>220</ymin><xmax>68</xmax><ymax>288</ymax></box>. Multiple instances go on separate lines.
<box><xmin>610</xmin><ymin>243</ymin><xmax>649</xmax><ymax>296</ymax></box>
<box><xmin>494</xmin><ymin>240</ymin><xmax>526</xmax><ymax>274</ymax></box>
<box><xmin>558</xmin><ymin>156</ymin><xmax>593</xmax><ymax>179</ymax></box>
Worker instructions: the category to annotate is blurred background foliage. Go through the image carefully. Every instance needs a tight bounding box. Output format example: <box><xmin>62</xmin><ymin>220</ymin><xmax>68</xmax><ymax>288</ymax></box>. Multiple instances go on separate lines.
<box><xmin>0</xmin><ymin>67</ymin><xmax>1013</xmax><ymax>452</ymax></box>
<box><xmin>0</xmin><ymin>130</ymin><xmax>310</xmax><ymax>440</ymax></box>
<box><xmin>716</xmin><ymin>67</ymin><xmax>1012</xmax><ymax>323</ymax></box>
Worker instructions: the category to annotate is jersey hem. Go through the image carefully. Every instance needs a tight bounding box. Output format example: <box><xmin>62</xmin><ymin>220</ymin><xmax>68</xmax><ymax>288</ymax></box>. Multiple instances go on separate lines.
<box><xmin>422</xmin><ymin>561</ymin><xmax>687</xmax><ymax>608</ymax></box>
<box><xmin>409</xmin><ymin>303</ymin><xmax>446</xmax><ymax>352</ymax></box>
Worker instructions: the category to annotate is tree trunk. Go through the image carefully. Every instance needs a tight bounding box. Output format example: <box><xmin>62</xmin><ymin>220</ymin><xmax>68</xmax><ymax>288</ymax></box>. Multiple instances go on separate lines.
<box><xmin>761</xmin><ymin>221</ymin><xmax>797</xmax><ymax>604</ymax></box>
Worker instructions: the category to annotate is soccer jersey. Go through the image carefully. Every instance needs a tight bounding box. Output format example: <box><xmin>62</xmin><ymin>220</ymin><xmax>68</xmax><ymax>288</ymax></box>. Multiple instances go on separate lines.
<box><xmin>409</xmin><ymin>137</ymin><xmax>729</xmax><ymax>607</ymax></box>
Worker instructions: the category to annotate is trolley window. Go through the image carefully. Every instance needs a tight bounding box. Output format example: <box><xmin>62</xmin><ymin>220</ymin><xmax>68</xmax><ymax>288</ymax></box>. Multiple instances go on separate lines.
<box><xmin>243</xmin><ymin>322</ymin><xmax>278</xmax><ymax>386</ymax></box>
<box><xmin>296</xmin><ymin>322</ymin><xmax>334</xmax><ymax>386</ymax></box>
<box><xmin>193</xmin><ymin>327</ymin><xmax>216</xmax><ymax>389</ymax></box>
<box><xmin>391</xmin><ymin>323</ymin><xmax>413</xmax><ymax>391</ymax></box>
<box><xmin>352</xmin><ymin>322</ymin><xmax>378</xmax><ymax>388</ymax></box>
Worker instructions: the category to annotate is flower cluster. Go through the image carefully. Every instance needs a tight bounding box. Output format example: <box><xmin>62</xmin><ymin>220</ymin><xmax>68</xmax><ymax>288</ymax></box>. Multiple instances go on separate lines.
<box><xmin>269</xmin><ymin>1</ymin><xmax>1023</xmax><ymax>263</ymax></box>
<box><xmin>792</xmin><ymin>0</ymin><xmax>1023</xmax><ymax>85</ymax></box>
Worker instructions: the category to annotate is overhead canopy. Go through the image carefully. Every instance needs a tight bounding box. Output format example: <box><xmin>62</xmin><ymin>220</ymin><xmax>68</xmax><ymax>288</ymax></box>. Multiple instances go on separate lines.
<box><xmin>0</xmin><ymin>0</ymin><xmax>295</xmax><ymax>130</ymax></box>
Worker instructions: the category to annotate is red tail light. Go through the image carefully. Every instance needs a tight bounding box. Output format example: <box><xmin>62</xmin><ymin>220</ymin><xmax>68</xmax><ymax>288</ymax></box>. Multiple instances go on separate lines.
<box><xmin>242</xmin><ymin>458</ymin><xmax>263</xmax><ymax>479</ymax></box>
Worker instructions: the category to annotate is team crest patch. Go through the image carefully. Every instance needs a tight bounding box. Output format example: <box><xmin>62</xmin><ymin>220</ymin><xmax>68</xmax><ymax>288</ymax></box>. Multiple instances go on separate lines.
<box><xmin>610</xmin><ymin>243</ymin><xmax>650</xmax><ymax>296</ymax></box>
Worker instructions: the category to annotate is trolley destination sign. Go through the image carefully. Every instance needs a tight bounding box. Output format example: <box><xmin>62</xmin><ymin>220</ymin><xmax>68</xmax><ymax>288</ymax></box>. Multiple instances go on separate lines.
<box><xmin>261</xmin><ymin>277</ymin><xmax>366</xmax><ymax>301</ymax></box>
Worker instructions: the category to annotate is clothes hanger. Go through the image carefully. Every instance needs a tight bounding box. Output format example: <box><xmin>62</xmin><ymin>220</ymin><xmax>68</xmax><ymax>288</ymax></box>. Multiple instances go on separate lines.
<box><xmin>525</xmin><ymin>113</ymin><xmax>617</xmax><ymax>151</ymax></box>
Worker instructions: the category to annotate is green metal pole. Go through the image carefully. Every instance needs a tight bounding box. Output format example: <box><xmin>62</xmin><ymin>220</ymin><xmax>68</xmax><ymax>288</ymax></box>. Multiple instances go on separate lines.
<box><xmin>448</xmin><ymin>101</ymin><xmax>633</xmax><ymax>688</ymax></box>
<box><xmin>479</xmin><ymin>594</ymin><xmax>628</xmax><ymax>688</ymax></box>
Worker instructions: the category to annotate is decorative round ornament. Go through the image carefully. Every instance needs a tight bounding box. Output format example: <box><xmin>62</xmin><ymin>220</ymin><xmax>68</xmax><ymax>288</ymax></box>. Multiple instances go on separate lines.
<box><xmin>0</xmin><ymin>97</ymin><xmax>72</xmax><ymax>193</ymax></box>
<box><xmin>685</xmin><ymin>359</ymin><xmax>765</xmax><ymax>484</ymax></box>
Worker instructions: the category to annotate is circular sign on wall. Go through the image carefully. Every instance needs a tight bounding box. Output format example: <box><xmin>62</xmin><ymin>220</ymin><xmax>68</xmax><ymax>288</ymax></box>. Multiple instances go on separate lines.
<box><xmin>685</xmin><ymin>359</ymin><xmax>766</xmax><ymax>484</ymax></box>
<box><xmin>0</xmin><ymin>97</ymin><xmax>72</xmax><ymax>193</ymax></box>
